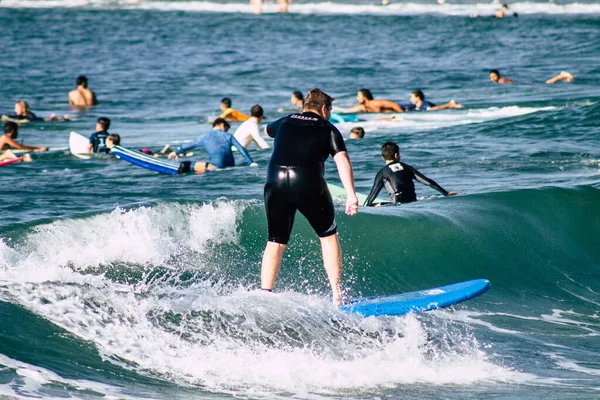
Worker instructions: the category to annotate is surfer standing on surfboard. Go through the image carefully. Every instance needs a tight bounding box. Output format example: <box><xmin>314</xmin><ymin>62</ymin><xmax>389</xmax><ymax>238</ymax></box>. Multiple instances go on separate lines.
<box><xmin>259</xmin><ymin>88</ymin><xmax>358</xmax><ymax>305</ymax></box>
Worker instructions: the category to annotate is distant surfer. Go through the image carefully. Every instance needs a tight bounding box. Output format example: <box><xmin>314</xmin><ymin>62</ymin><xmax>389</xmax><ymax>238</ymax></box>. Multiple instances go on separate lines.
<box><xmin>345</xmin><ymin>89</ymin><xmax>404</xmax><ymax>113</ymax></box>
<box><xmin>489</xmin><ymin>69</ymin><xmax>514</xmax><ymax>84</ymax></box>
<box><xmin>219</xmin><ymin>98</ymin><xmax>250</xmax><ymax>122</ymax></box>
<box><xmin>87</xmin><ymin>117</ymin><xmax>112</xmax><ymax>154</ymax></box>
<box><xmin>349</xmin><ymin>126</ymin><xmax>365</xmax><ymax>139</ymax></box>
<box><xmin>277</xmin><ymin>0</ymin><xmax>291</xmax><ymax>12</ymax></box>
<box><xmin>260</xmin><ymin>88</ymin><xmax>358</xmax><ymax>305</ymax></box>
<box><xmin>364</xmin><ymin>142</ymin><xmax>457</xmax><ymax>206</ymax></box>
<box><xmin>471</xmin><ymin>3</ymin><xmax>518</xmax><ymax>18</ymax></box>
<box><xmin>250</xmin><ymin>0</ymin><xmax>262</xmax><ymax>14</ymax></box>
<box><xmin>168</xmin><ymin>118</ymin><xmax>257</xmax><ymax>174</ymax></box>
<box><xmin>0</xmin><ymin>121</ymin><xmax>47</xmax><ymax>161</ymax></box>
<box><xmin>233</xmin><ymin>105</ymin><xmax>270</xmax><ymax>149</ymax></box>
<box><xmin>400</xmin><ymin>90</ymin><xmax>463</xmax><ymax>111</ymax></box>
<box><xmin>489</xmin><ymin>69</ymin><xmax>574</xmax><ymax>84</ymax></box>
<box><xmin>3</xmin><ymin>101</ymin><xmax>70</xmax><ymax>123</ymax></box>
<box><xmin>277</xmin><ymin>91</ymin><xmax>304</xmax><ymax>113</ymax></box>
<box><xmin>68</xmin><ymin>75</ymin><xmax>98</xmax><ymax>107</ymax></box>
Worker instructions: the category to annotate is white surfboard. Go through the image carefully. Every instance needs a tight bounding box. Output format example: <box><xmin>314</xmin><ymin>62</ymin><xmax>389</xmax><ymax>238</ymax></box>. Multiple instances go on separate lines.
<box><xmin>69</xmin><ymin>131</ymin><xmax>91</xmax><ymax>159</ymax></box>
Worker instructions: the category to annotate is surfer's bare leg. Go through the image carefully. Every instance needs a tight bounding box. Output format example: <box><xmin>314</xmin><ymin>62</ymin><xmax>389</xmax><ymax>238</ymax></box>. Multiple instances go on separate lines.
<box><xmin>261</xmin><ymin>242</ymin><xmax>286</xmax><ymax>290</ymax></box>
<box><xmin>546</xmin><ymin>71</ymin><xmax>574</xmax><ymax>84</ymax></box>
<box><xmin>320</xmin><ymin>234</ymin><xmax>343</xmax><ymax>305</ymax></box>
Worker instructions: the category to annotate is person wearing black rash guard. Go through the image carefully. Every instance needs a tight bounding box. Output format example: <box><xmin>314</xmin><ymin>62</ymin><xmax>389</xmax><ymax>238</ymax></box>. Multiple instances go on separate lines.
<box><xmin>260</xmin><ymin>88</ymin><xmax>358</xmax><ymax>305</ymax></box>
<box><xmin>365</xmin><ymin>142</ymin><xmax>457</xmax><ymax>206</ymax></box>
<box><xmin>87</xmin><ymin>117</ymin><xmax>111</xmax><ymax>154</ymax></box>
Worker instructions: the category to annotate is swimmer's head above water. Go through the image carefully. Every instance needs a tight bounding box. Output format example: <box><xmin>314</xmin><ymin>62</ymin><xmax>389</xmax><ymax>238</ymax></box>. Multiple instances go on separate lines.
<box><xmin>3</xmin><ymin>121</ymin><xmax>18</xmax><ymax>138</ymax></box>
<box><xmin>357</xmin><ymin>89</ymin><xmax>374</xmax><ymax>104</ymax></box>
<box><xmin>212</xmin><ymin>117</ymin><xmax>231</xmax><ymax>132</ymax></box>
<box><xmin>76</xmin><ymin>75</ymin><xmax>88</xmax><ymax>88</ymax></box>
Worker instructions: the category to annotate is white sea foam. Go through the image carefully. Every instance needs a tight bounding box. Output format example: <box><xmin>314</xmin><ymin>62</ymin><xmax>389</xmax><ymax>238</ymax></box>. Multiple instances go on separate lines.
<box><xmin>2</xmin><ymin>0</ymin><xmax>600</xmax><ymax>15</ymax></box>
<box><xmin>0</xmin><ymin>202</ymin><xmax>529</xmax><ymax>397</ymax></box>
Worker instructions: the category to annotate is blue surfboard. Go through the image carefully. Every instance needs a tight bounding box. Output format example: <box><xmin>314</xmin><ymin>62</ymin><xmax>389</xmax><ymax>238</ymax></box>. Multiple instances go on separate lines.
<box><xmin>341</xmin><ymin>279</ymin><xmax>490</xmax><ymax>317</ymax></box>
<box><xmin>329</xmin><ymin>112</ymin><xmax>359</xmax><ymax>123</ymax></box>
<box><xmin>111</xmin><ymin>145</ymin><xmax>185</xmax><ymax>175</ymax></box>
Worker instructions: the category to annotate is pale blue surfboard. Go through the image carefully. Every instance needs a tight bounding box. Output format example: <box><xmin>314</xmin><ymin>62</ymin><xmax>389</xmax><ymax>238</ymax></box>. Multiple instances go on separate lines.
<box><xmin>341</xmin><ymin>279</ymin><xmax>490</xmax><ymax>317</ymax></box>
<box><xmin>327</xmin><ymin>183</ymin><xmax>369</xmax><ymax>205</ymax></box>
<box><xmin>329</xmin><ymin>112</ymin><xmax>360</xmax><ymax>124</ymax></box>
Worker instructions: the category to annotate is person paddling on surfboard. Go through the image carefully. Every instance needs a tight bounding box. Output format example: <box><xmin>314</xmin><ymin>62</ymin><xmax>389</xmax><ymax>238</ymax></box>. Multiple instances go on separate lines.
<box><xmin>260</xmin><ymin>88</ymin><xmax>358</xmax><ymax>305</ymax></box>
<box><xmin>168</xmin><ymin>118</ymin><xmax>258</xmax><ymax>174</ymax></box>
<box><xmin>345</xmin><ymin>89</ymin><xmax>404</xmax><ymax>113</ymax></box>
<box><xmin>0</xmin><ymin>122</ymin><xmax>47</xmax><ymax>160</ymax></box>
<box><xmin>3</xmin><ymin>101</ymin><xmax>71</xmax><ymax>123</ymax></box>
<box><xmin>219</xmin><ymin>98</ymin><xmax>250</xmax><ymax>122</ymax></box>
<box><xmin>364</xmin><ymin>141</ymin><xmax>457</xmax><ymax>206</ymax></box>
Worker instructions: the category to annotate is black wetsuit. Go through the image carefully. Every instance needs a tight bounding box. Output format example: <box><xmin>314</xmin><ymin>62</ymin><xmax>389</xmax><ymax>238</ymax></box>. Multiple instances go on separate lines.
<box><xmin>364</xmin><ymin>161</ymin><xmax>449</xmax><ymax>206</ymax></box>
<box><xmin>264</xmin><ymin>112</ymin><xmax>347</xmax><ymax>244</ymax></box>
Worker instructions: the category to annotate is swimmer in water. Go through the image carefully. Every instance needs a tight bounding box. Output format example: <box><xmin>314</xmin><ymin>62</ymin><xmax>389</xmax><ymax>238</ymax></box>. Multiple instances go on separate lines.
<box><xmin>277</xmin><ymin>0</ymin><xmax>291</xmax><ymax>12</ymax></box>
<box><xmin>219</xmin><ymin>97</ymin><xmax>250</xmax><ymax>122</ymax></box>
<box><xmin>3</xmin><ymin>101</ymin><xmax>71</xmax><ymax>122</ymax></box>
<box><xmin>400</xmin><ymin>90</ymin><xmax>463</xmax><ymax>111</ymax></box>
<box><xmin>0</xmin><ymin>121</ymin><xmax>47</xmax><ymax>161</ymax></box>
<box><xmin>364</xmin><ymin>141</ymin><xmax>457</xmax><ymax>206</ymax></box>
<box><xmin>278</xmin><ymin>91</ymin><xmax>304</xmax><ymax>113</ymax></box>
<box><xmin>346</xmin><ymin>89</ymin><xmax>404</xmax><ymax>113</ymax></box>
<box><xmin>168</xmin><ymin>118</ymin><xmax>258</xmax><ymax>174</ymax></box>
<box><xmin>489</xmin><ymin>69</ymin><xmax>515</xmax><ymax>84</ymax></box>
<box><xmin>349</xmin><ymin>126</ymin><xmax>365</xmax><ymax>139</ymax></box>
<box><xmin>68</xmin><ymin>75</ymin><xmax>98</xmax><ymax>107</ymax></box>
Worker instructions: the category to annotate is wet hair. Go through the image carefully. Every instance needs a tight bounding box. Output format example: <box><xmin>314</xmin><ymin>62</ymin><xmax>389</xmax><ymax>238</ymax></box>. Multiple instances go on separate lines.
<box><xmin>221</xmin><ymin>97</ymin><xmax>232</xmax><ymax>108</ymax></box>
<box><xmin>250</xmin><ymin>104</ymin><xmax>264</xmax><ymax>118</ymax></box>
<box><xmin>489</xmin><ymin>69</ymin><xmax>500</xmax><ymax>77</ymax></box>
<box><xmin>76</xmin><ymin>75</ymin><xmax>88</xmax><ymax>87</ymax></box>
<box><xmin>97</xmin><ymin>117</ymin><xmax>111</xmax><ymax>131</ymax></box>
<box><xmin>381</xmin><ymin>141</ymin><xmax>400</xmax><ymax>161</ymax></box>
<box><xmin>3</xmin><ymin>121</ymin><xmax>18</xmax><ymax>135</ymax></box>
<box><xmin>212</xmin><ymin>117</ymin><xmax>231</xmax><ymax>131</ymax></box>
<box><xmin>292</xmin><ymin>91</ymin><xmax>304</xmax><ymax>103</ymax></box>
<box><xmin>108</xmin><ymin>133</ymin><xmax>121</xmax><ymax>146</ymax></box>
<box><xmin>412</xmin><ymin>90</ymin><xmax>425</xmax><ymax>101</ymax></box>
<box><xmin>350</xmin><ymin>126</ymin><xmax>365</xmax><ymax>138</ymax></box>
<box><xmin>16</xmin><ymin>101</ymin><xmax>31</xmax><ymax>115</ymax></box>
<box><xmin>359</xmin><ymin>89</ymin><xmax>374</xmax><ymax>101</ymax></box>
<box><xmin>304</xmin><ymin>88</ymin><xmax>334</xmax><ymax>111</ymax></box>
<box><xmin>502</xmin><ymin>4</ymin><xmax>508</xmax><ymax>8</ymax></box>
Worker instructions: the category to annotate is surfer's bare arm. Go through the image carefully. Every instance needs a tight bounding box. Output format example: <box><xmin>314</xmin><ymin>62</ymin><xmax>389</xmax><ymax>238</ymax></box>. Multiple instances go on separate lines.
<box><xmin>428</xmin><ymin>100</ymin><xmax>464</xmax><ymax>110</ymax></box>
<box><xmin>333</xmin><ymin>151</ymin><xmax>358</xmax><ymax>216</ymax></box>
<box><xmin>345</xmin><ymin>104</ymin><xmax>366</xmax><ymax>113</ymax></box>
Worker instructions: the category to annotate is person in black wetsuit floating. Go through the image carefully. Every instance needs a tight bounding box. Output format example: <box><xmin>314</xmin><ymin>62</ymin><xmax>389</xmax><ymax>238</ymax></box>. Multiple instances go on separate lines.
<box><xmin>260</xmin><ymin>88</ymin><xmax>359</xmax><ymax>305</ymax></box>
<box><xmin>364</xmin><ymin>142</ymin><xmax>457</xmax><ymax>206</ymax></box>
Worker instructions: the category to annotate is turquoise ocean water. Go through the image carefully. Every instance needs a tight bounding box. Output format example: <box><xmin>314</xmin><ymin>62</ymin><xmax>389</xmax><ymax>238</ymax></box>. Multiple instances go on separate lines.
<box><xmin>1</xmin><ymin>1</ymin><xmax>600</xmax><ymax>398</ymax></box>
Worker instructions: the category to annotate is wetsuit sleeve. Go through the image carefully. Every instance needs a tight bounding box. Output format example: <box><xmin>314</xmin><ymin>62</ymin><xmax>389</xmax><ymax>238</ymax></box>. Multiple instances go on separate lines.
<box><xmin>400</xmin><ymin>103</ymin><xmax>415</xmax><ymax>111</ymax></box>
<box><xmin>231</xmin><ymin>136</ymin><xmax>254</xmax><ymax>164</ymax></box>
<box><xmin>412</xmin><ymin>167</ymin><xmax>449</xmax><ymax>196</ymax></box>
<box><xmin>364</xmin><ymin>169</ymin><xmax>384</xmax><ymax>206</ymax></box>
<box><xmin>175</xmin><ymin>137</ymin><xmax>202</xmax><ymax>155</ymax></box>
<box><xmin>328</xmin><ymin>124</ymin><xmax>347</xmax><ymax>157</ymax></box>
<box><xmin>266</xmin><ymin>118</ymin><xmax>284</xmax><ymax>138</ymax></box>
